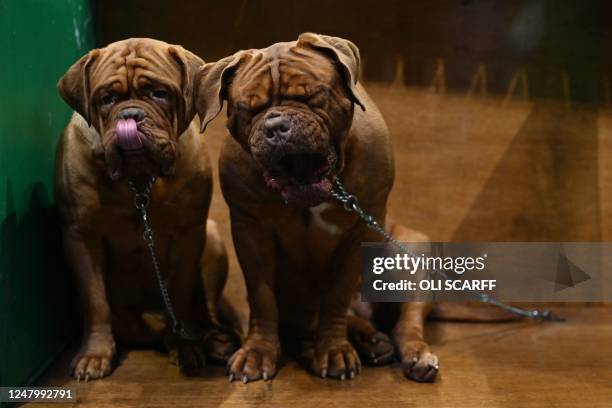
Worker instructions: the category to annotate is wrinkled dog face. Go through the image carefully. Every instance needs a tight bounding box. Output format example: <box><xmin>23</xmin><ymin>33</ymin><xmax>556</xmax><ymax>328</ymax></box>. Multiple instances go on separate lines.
<box><xmin>59</xmin><ymin>38</ymin><xmax>202</xmax><ymax>180</ymax></box>
<box><xmin>198</xmin><ymin>34</ymin><xmax>364</xmax><ymax>207</ymax></box>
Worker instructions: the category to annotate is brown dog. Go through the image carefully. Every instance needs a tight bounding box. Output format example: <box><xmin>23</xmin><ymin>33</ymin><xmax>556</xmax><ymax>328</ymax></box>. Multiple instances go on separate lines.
<box><xmin>196</xmin><ymin>33</ymin><xmax>437</xmax><ymax>381</ymax></box>
<box><xmin>56</xmin><ymin>38</ymin><xmax>239</xmax><ymax>380</ymax></box>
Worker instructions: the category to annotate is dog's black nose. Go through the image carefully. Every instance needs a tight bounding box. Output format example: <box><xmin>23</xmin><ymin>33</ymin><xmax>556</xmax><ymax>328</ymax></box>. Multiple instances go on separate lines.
<box><xmin>119</xmin><ymin>107</ymin><xmax>145</xmax><ymax>122</ymax></box>
<box><xmin>264</xmin><ymin>113</ymin><xmax>291</xmax><ymax>145</ymax></box>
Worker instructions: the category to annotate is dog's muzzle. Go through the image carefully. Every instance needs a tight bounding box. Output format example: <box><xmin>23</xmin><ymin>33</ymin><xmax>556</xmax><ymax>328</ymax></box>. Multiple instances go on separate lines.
<box><xmin>253</xmin><ymin>110</ymin><xmax>336</xmax><ymax>207</ymax></box>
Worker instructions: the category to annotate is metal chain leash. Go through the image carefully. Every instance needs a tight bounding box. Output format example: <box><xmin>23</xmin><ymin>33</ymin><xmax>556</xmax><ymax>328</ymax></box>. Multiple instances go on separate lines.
<box><xmin>331</xmin><ymin>178</ymin><xmax>564</xmax><ymax>321</ymax></box>
<box><xmin>128</xmin><ymin>176</ymin><xmax>201</xmax><ymax>340</ymax></box>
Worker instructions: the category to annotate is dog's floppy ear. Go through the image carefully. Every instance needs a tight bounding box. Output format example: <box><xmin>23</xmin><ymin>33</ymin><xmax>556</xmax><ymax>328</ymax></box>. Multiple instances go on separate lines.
<box><xmin>297</xmin><ymin>33</ymin><xmax>365</xmax><ymax>111</ymax></box>
<box><xmin>195</xmin><ymin>50</ymin><xmax>252</xmax><ymax>133</ymax></box>
<box><xmin>168</xmin><ymin>46</ymin><xmax>205</xmax><ymax>135</ymax></box>
<box><xmin>57</xmin><ymin>49</ymin><xmax>101</xmax><ymax>126</ymax></box>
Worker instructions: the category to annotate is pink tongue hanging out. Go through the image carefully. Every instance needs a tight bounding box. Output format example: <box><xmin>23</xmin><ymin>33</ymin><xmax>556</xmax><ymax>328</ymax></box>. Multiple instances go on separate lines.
<box><xmin>116</xmin><ymin>118</ymin><xmax>143</xmax><ymax>150</ymax></box>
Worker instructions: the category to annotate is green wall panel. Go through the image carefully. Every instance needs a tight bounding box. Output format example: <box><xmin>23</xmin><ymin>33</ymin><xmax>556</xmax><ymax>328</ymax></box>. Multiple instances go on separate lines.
<box><xmin>0</xmin><ymin>0</ymin><xmax>96</xmax><ymax>392</ymax></box>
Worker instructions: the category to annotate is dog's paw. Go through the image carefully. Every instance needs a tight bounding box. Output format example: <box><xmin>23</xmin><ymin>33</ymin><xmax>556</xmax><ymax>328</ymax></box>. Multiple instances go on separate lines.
<box><xmin>399</xmin><ymin>341</ymin><xmax>439</xmax><ymax>382</ymax></box>
<box><xmin>71</xmin><ymin>335</ymin><xmax>115</xmax><ymax>381</ymax></box>
<box><xmin>72</xmin><ymin>353</ymin><xmax>113</xmax><ymax>381</ymax></box>
<box><xmin>176</xmin><ymin>340</ymin><xmax>208</xmax><ymax>372</ymax></box>
<box><xmin>203</xmin><ymin>326</ymin><xmax>241</xmax><ymax>364</ymax></box>
<box><xmin>312</xmin><ymin>341</ymin><xmax>361</xmax><ymax>380</ymax></box>
<box><xmin>227</xmin><ymin>342</ymin><xmax>279</xmax><ymax>383</ymax></box>
<box><xmin>350</xmin><ymin>330</ymin><xmax>395</xmax><ymax>366</ymax></box>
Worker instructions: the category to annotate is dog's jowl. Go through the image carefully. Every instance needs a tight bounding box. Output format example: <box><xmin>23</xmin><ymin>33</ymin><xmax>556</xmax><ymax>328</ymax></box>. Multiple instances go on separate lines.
<box><xmin>196</xmin><ymin>33</ymin><xmax>438</xmax><ymax>382</ymax></box>
<box><xmin>56</xmin><ymin>38</ymin><xmax>239</xmax><ymax>380</ymax></box>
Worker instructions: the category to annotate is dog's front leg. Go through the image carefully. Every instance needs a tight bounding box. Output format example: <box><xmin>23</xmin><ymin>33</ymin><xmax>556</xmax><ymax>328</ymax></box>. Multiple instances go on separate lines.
<box><xmin>63</xmin><ymin>225</ymin><xmax>115</xmax><ymax>381</ymax></box>
<box><xmin>226</xmin><ymin>214</ymin><xmax>280</xmax><ymax>383</ymax></box>
<box><xmin>162</xmin><ymin>224</ymin><xmax>211</xmax><ymax>371</ymax></box>
<box><xmin>313</xmin><ymin>231</ymin><xmax>365</xmax><ymax>380</ymax></box>
<box><xmin>164</xmin><ymin>225</ymin><xmax>240</xmax><ymax>371</ymax></box>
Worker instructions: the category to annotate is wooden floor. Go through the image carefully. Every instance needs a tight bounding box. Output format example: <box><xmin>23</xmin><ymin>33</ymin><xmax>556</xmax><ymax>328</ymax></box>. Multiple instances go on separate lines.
<box><xmin>34</xmin><ymin>305</ymin><xmax>612</xmax><ymax>407</ymax></box>
<box><xmin>32</xmin><ymin>86</ymin><xmax>612</xmax><ymax>407</ymax></box>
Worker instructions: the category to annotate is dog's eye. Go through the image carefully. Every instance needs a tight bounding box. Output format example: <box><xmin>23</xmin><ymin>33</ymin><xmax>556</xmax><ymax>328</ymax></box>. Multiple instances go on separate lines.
<box><xmin>101</xmin><ymin>94</ymin><xmax>118</xmax><ymax>106</ymax></box>
<box><xmin>236</xmin><ymin>101</ymin><xmax>267</xmax><ymax>117</ymax></box>
<box><xmin>152</xmin><ymin>89</ymin><xmax>169</xmax><ymax>101</ymax></box>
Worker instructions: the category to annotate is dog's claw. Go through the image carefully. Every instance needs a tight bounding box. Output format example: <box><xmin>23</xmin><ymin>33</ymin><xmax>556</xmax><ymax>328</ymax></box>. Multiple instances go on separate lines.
<box><xmin>84</xmin><ymin>373</ymin><xmax>90</xmax><ymax>383</ymax></box>
<box><xmin>242</xmin><ymin>375</ymin><xmax>248</xmax><ymax>384</ymax></box>
<box><xmin>350</xmin><ymin>370</ymin><xmax>355</xmax><ymax>379</ymax></box>
<box><xmin>263</xmin><ymin>372</ymin><xmax>269</xmax><ymax>381</ymax></box>
<box><xmin>228</xmin><ymin>373</ymin><xmax>234</xmax><ymax>382</ymax></box>
<box><xmin>321</xmin><ymin>368</ymin><xmax>327</xmax><ymax>378</ymax></box>
<box><xmin>340</xmin><ymin>373</ymin><xmax>346</xmax><ymax>381</ymax></box>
